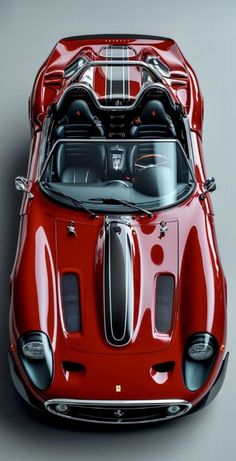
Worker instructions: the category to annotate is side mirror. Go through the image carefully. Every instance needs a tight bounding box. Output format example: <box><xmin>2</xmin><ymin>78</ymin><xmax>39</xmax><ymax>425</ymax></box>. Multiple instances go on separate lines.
<box><xmin>204</xmin><ymin>177</ymin><xmax>216</xmax><ymax>193</ymax></box>
<box><xmin>15</xmin><ymin>176</ymin><xmax>34</xmax><ymax>199</ymax></box>
<box><xmin>199</xmin><ymin>177</ymin><xmax>216</xmax><ymax>201</ymax></box>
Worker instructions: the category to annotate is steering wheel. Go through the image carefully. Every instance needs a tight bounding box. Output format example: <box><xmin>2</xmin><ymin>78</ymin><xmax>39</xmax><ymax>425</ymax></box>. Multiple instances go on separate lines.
<box><xmin>134</xmin><ymin>154</ymin><xmax>168</xmax><ymax>175</ymax></box>
<box><xmin>106</xmin><ymin>180</ymin><xmax>130</xmax><ymax>187</ymax></box>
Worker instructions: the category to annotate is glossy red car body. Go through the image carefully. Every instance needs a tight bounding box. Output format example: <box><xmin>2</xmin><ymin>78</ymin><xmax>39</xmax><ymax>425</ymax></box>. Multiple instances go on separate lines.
<box><xmin>9</xmin><ymin>35</ymin><xmax>228</xmax><ymax>424</ymax></box>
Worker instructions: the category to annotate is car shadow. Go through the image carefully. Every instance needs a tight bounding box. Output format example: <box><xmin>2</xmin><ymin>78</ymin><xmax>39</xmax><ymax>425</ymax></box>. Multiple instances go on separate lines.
<box><xmin>0</xmin><ymin>130</ymin><xmax>29</xmax><ymax>427</ymax></box>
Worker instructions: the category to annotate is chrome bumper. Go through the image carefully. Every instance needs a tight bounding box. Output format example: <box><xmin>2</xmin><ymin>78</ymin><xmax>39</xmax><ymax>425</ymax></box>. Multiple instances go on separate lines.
<box><xmin>44</xmin><ymin>398</ymin><xmax>192</xmax><ymax>424</ymax></box>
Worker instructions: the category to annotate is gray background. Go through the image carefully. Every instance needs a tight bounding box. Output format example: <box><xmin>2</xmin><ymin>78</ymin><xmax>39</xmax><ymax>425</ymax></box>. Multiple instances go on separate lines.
<box><xmin>0</xmin><ymin>0</ymin><xmax>235</xmax><ymax>459</ymax></box>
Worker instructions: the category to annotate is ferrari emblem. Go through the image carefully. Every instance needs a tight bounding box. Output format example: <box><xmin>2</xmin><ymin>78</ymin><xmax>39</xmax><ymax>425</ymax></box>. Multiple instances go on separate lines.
<box><xmin>114</xmin><ymin>409</ymin><xmax>124</xmax><ymax>418</ymax></box>
<box><xmin>116</xmin><ymin>385</ymin><xmax>121</xmax><ymax>392</ymax></box>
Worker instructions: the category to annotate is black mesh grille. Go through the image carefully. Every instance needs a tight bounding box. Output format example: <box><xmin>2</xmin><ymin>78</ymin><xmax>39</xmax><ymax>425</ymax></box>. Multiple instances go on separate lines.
<box><xmin>61</xmin><ymin>273</ymin><xmax>81</xmax><ymax>332</ymax></box>
<box><xmin>155</xmin><ymin>275</ymin><xmax>174</xmax><ymax>333</ymax></box>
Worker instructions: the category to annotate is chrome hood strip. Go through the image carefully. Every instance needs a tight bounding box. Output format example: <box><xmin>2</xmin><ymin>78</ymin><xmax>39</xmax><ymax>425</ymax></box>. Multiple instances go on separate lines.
<box><xmin>103</xmin><ymin>219</ymin><xmax>134</xmax><ymax>346</ymax></box>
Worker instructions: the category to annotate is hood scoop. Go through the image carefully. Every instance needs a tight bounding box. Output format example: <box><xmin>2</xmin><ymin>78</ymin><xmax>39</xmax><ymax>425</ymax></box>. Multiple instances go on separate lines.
<box><xmin>103</xmin><ymin>219</ymin><xmax>134</xmax><ymax>347</ymax></box>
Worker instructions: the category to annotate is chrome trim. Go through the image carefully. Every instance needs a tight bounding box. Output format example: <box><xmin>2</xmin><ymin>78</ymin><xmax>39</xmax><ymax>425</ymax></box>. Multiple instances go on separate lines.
<box><xmin>55</xmin><ymin>81</ymin><xmax>175</xmax><ymax>112</ymax></box>
<box><xmin>105</xmin><ymin>215</ymin><xmax>131</xmax><ymax>225</ymax></box>
<box><xmin>15</xmin><ymin>176</ymin><xmax>34</xmax><ymax>200</ymax></box>
<box><xmin>70</xmin><ymin>59</ymin><xmax>164</xmax><ymax>84</ymax></box>
<box><xmin>64</xmin><ymin>57</ymin><xmax>87</xmax><ymax>78</ymax></box>
<box><xmin>146</xmin><ymin>55</ymin><xmax>171</xmax><ymax>78</ymax></box>
<box><xmin>44</xmin><ymin>398</ymin><xmax>192</xmax><ymax>424</ymax></box>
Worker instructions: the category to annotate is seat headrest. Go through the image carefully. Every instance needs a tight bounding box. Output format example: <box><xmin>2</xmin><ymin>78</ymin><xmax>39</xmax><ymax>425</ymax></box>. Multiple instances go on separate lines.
<box><xmin>66</xmin><ymin>100</ymin><xmax>96</xmax><ymax>124</ymax></box>
<box><xmin>140</xmin><ymin>100</ymin><xmax>171</xmax><ymax>125</ymax></box>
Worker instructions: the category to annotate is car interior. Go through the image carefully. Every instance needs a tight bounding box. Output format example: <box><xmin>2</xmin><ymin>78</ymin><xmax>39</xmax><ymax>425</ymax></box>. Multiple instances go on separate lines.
<box><xmin>40</xmin><ymin>81</ymin><xmax>194</xmax><ymax>207</ymax></box>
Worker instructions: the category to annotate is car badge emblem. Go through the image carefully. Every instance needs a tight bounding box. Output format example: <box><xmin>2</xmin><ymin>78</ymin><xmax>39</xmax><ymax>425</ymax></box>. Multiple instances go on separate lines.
<box><xmin>114</xmin><ymin>409</ymin><xmax>124</xmax><ymax>418</ymax></box>
<box><xmin>67</xmin><ymin>220</ymin><xmax>76</xmax><ymax>236</ymax></box>
<box><xmin>116</xmin><ymin>385</ymin><xmax>121</xmax><ymax>392</ymax></box>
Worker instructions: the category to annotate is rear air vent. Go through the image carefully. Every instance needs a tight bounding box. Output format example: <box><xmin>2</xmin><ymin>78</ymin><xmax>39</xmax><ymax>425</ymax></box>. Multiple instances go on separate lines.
<box><xmin>155</xmin><ymin>275</ymin><xmax>175</xmax><ymax>333</ymax></box>
<box><xmin>61</xmin><ymin>273</ymin><xmax>81</xmax><ymax>332</ymax></box>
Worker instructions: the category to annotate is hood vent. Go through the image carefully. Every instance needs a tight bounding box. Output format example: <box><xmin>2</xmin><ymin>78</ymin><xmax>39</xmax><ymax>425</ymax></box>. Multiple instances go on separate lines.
<box><xmin>61</xmin><ymin>273</ymin><xmax>81</xmax><ymax>332</ymax></box>
<box><xmin>103</xmin><ymin>220</ymin><xmax>134</xmax><ymax>347</ymax></box>
<box><xmin>155</xmin><ymin>275</ymin><xmax>175</xmax><ymax>333</ymax></box>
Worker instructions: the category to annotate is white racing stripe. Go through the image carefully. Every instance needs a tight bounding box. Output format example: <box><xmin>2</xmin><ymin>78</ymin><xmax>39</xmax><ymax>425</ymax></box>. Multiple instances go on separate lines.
<box><xmin>104</xmin><ymin>46</ymin><xmax>130</xmax><ymax>101</ymax></box>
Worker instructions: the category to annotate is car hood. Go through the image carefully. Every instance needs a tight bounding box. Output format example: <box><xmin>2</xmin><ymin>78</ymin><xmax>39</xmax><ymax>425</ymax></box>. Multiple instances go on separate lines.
<box><xmin>11</xmin><ymin>195</ymin><xmax>227</xmax><ymax>400</ymax></box>
<box><xmin>12</xmin><ymin>194</ymin><xmax>226</xmax><ymax>359</ymax></box>
<box><xmin>55</xmin><ymin>216</ymin><xmax>178</xmax><ymax>353</ymax></box>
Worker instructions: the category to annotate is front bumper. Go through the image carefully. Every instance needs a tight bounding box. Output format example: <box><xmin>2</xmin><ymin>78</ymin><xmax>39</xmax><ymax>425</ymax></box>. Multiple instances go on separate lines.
<box><xmin>44</xmin><ymin>398</ymin><xmax>191</xmax><ymax>424</ymax></box>
<box><xmin>8</xmin><ymin>351</ymin><xmax>229</xmax><ymax>424</ymax></box>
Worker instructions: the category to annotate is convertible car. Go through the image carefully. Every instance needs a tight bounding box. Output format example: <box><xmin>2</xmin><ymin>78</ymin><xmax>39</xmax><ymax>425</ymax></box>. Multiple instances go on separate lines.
<box><xmin>9</xmin><ymin>34</ymin><xmax>229</xmax><ymax>424</ymax></box>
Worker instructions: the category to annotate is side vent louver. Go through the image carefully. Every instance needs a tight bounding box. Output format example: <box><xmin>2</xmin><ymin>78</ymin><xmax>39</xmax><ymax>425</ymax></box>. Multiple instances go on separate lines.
<box><xmin>155</xmin><ymin>275</ymin><xmax>174</xmax><ymax>333</ymax></box>
<box><xmin>61</xmin><ymin>273</ymin><xmax>81</xmax><ymax>332</ymax></box>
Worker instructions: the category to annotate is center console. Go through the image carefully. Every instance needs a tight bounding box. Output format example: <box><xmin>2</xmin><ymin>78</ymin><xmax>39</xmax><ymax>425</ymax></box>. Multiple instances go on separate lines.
<box><xmin>107</xmin><ymin>144</ymin><xmax>127</xmax><ymax>179</ymax></box>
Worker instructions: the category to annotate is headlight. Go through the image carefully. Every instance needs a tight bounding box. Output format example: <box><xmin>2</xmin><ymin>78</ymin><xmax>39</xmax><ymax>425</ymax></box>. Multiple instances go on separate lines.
<box><xmin>188</xmin><ymin>340</ymin><xmax>214</xmax><ymax>361</ymax></box>
<box><xmin>183</xmin><ymin>333</ymin><xmax>218</xmax><ymax>391</ymax></box>
<box><xmin>22</xmin><ymin>341</ymin><xmax>45</xmax><ymax>360</ymax></box>
<box><xmin>18</xmin><ymin>332</ymin><xmax>54</xmax><ymax>390</ymax></box>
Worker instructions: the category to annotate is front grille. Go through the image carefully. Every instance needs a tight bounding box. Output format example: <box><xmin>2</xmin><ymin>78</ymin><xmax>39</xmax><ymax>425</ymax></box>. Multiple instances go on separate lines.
<box><xmin>45</xmin><ymin>399</ymin><xmax>191</xmax><ymax>424</ymax></box>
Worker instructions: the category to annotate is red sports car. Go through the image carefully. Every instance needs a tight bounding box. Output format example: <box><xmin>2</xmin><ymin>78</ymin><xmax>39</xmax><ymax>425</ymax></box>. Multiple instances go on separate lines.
<box><xmin>9</xmin><ymin>34</ymin><xmax>229</xmax><ymax>424</ymax></box>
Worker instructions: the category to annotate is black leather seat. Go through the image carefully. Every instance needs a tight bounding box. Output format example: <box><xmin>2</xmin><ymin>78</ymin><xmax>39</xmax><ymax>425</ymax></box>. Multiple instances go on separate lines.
<box><xmin>55</xmin><ymin>142</ymin><xmax>106</xmax><ymax>183</ymax></box>
<box><xmin>130</xmin><ymin>100</ymin><xmax>176</xmax><ymax>138</ymax></box>
<box><xmin>55</xmin><ymin>100</ymin><xmax>104</xmax><ymax>139</ymax></box>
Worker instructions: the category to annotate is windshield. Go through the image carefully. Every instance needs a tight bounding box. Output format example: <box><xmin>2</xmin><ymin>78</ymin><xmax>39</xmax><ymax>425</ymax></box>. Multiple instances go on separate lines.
<box><xmin>40</xmin><ymin>139</ymin><xmax>195</xmax><ymax>212</ymax></box>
